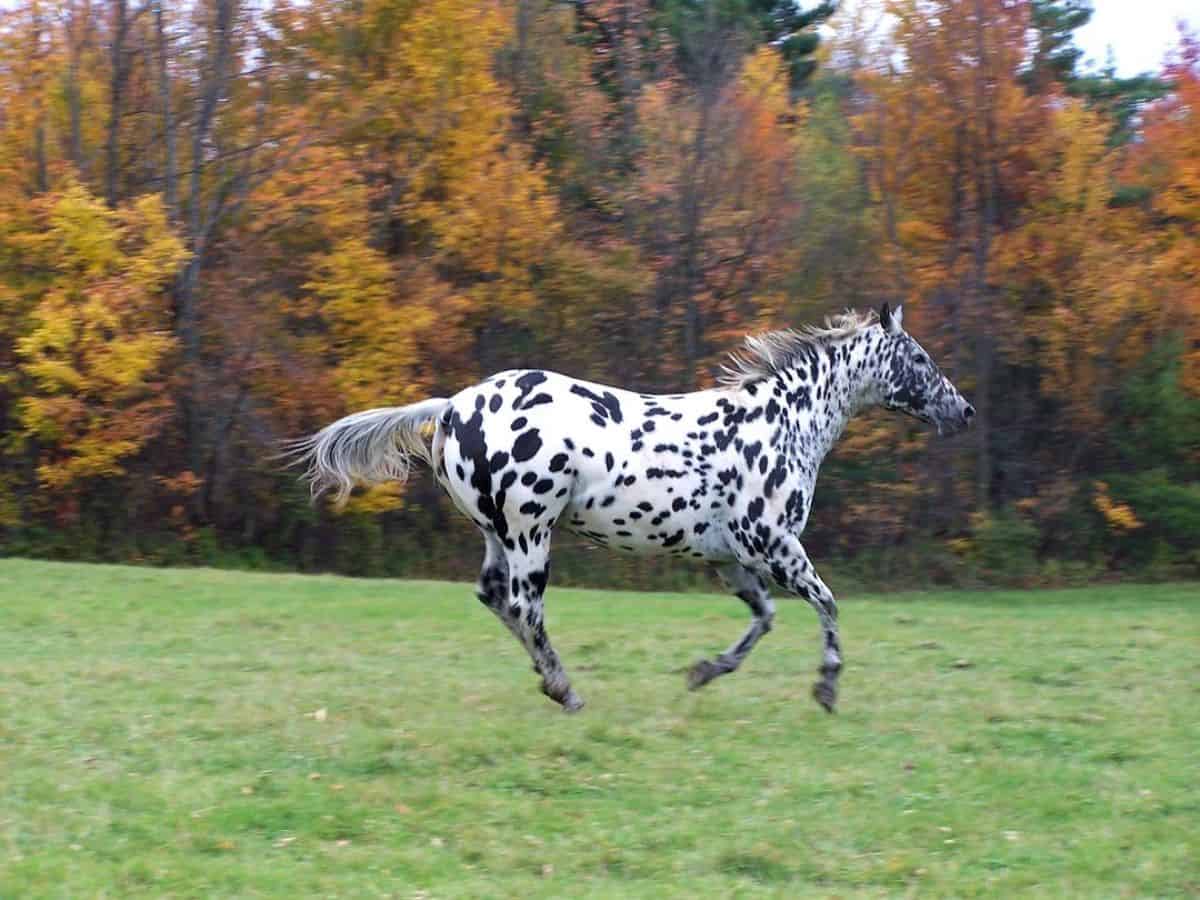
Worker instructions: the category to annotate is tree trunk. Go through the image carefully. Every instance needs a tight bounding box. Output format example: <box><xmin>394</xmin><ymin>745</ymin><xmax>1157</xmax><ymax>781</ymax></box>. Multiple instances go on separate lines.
<box><xmin>178</xmin><ymin>0</ymin><xmax>235</xmax><ymax>514</ymax></box>
<box><xmin>154</xmin><ymin>0</ymin><xmax>177</xmax><ymax>221</ymax></box>
<box><xmin>666</xmin><ymin>7</ymin><xmax>728</xmax><ymax>389</ymax></box>
<box><xmin>34</xmin><ymin>123</ymin><xmax>48</xmax><ymax>194</ymax></box>
<box><xmin>31</xmin><ymin>2</ymin><xmax>48</xmax><ymax>193</ymax></box>
<box><xmin>971</xmin><ymin>0</ymin><xmax>998</xmax><ymax>512</ymax></box>
<box><xmin>614</xmin><ymin>0</ymin><xmax>641</xmax><ymax>176</ymax></box>
<box><xmin>68</xmin><ymin>53</ymin><xmax>83</xmax><ymax>172</ymax></box>
<box><xmin>65</xmin><ymin>1</ymin><xmax>91</xmax><ymax>175</ymax></box>
<box><xmin>511</xmin><ymin>0</ymin><xmax>534</xmax><ymax>137</ymax></box>
<box><xmin>105</xmin><ymin>0</ymin><xmax>129</xmax><ymax>208</ymax></box>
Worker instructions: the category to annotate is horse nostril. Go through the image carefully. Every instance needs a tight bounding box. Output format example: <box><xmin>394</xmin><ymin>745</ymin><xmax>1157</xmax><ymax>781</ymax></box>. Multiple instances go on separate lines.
<box><xmin>964</xmin><ymin>404</ymin><xmax>976</xmax><ymax>420</ymax></box>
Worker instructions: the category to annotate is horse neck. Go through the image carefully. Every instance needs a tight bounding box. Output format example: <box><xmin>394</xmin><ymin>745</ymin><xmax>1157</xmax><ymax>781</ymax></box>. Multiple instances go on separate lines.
<box><xmin>775</xmin><ymin>330</ymin><xmax>886</xmax><ymax>463</ymax></box>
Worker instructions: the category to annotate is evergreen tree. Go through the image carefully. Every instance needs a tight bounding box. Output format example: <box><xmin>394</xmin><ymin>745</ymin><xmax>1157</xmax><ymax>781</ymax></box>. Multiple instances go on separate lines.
<box><xmin>1027</xmin><ymin>0</ymin><xmax>1093</xmax><ymax>90</ymax></box>
<box><xmin>656</xmin><ymin>0</ymin><xmax>837</xmax><ymax>89</ymax></box>
<box><xmin>1025</xmin><ymin>0</ymin><xmax>1168</xmax><ymax>146</ymax></box>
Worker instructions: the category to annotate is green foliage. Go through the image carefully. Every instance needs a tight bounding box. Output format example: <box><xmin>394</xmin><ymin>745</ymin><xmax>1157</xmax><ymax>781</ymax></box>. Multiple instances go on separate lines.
<box><xmin>1090</xmin><ymin>338</ymin><xmax>1200</xmax><ymax>576</ymax></box>
<box><xmin>971</xmin><ymin>509</ymin><xmax>1041</xmax><ymax>586</ymax></box>
<box><xmin>1104</xmin><ymin>471</ymin><xmax>1200</xmax><ymax>568</ymax></box>
<box><xmin>1027</xmin><ymin>0</ymin><xmax>1093</xmax><ymax>86</ymax></box>
<box><xmin>1111</xmin><ymin>338</ymin><xmax>1200</xmax><ymax>475</ymax></box>
<box><xmin>1071</xmin><ymin>70</ymin><xmax>1170</xmax><ymax>147</ymax></box>
<box><xmin>328</xmin><ymin>512</ymin><xmax>388</xmax><ymax>578</ymax></box>
<box><xmin>657</xmin><ymin>0</ymin><xmax>837</xmax><ymax>88</ymax></box>
<box><xmin>789</xmin><ymin>81</ymin><xmax>879</xmax><ymax>310</ymax></box>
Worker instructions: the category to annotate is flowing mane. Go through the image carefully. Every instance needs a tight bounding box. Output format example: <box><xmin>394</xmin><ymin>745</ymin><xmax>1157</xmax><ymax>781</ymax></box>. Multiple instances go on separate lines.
<box><xmin>719</xmin><ymin>309</ymin><xmax>879</xmax><ymax>390</ymax></box>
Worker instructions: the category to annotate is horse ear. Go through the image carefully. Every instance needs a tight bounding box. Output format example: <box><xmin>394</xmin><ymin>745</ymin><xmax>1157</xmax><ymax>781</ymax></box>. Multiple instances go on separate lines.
<box><xmin>880</xmin><ymin>303</ymin><xmax>903</xmax><ymax>334</ymax></box>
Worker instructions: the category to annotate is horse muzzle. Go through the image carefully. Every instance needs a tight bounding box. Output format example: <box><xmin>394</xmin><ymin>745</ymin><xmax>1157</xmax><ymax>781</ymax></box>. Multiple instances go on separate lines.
<box><xmin>934</xmin><ymin>400</ymin><xmax>974</xmax><ymax>435</ymax></box>
<box><xmin>948</xmin><ymin>402</ymin><xmax>975</xmax><ymax>434</ymax></box>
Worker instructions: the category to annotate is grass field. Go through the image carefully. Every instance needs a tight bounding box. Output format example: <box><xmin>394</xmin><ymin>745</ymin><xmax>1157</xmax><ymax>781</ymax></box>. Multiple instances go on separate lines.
<box><xmin>0</xmin><ymin>559</ymin><xmax>1197</xmax><ymax>898</ymax></box>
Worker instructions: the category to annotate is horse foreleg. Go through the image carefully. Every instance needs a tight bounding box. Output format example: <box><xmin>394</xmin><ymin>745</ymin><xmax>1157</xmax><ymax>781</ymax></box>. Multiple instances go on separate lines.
<box><xmin>764</xmin><ymin>537</ymin><xmax>842</xmax><ymax>712</ymax></box>
<box><xmin>688</xmin><ymin>564</ymin><xmax>775</xmax><ymax>690</ymax></box>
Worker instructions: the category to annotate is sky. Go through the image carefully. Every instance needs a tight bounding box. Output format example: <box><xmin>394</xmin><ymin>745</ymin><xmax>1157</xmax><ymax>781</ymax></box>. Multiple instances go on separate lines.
<box><xmin>1074</xmin><ymin>0</ymin><xmax>1197</xmax><ymax>75</ymax></box>
<box><xmin>829</xmin><ymin>0</ymin><xmax>1198</xmax><ymax>78</ymax></box>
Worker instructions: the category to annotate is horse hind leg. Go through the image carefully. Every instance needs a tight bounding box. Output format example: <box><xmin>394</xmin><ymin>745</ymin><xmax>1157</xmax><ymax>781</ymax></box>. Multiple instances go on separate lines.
<box><xmin>508</xmin><ymin>541</ymin><xmax>583</xmax><ymax>712</ymax></box>
<box><xmin>688</xmin><ymin>564</ymin><xmax>775</xmax><ymax>690</ymax></box>
<box><xmin>476</xmin><ymin>530</ymin><xmax>582</xmax><ymax>712</ymax></box>
<box><xmin>476</xmin><ymin>530</ymin><xmax>524</xmax><ymax>643</ymax></box>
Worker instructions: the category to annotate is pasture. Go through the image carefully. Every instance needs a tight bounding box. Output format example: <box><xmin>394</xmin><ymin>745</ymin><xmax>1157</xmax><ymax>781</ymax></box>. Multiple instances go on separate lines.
<box><xmin>0</xmin><ymin>559</ymin><xmax>1196</xmax><ymax>898</ymax></box>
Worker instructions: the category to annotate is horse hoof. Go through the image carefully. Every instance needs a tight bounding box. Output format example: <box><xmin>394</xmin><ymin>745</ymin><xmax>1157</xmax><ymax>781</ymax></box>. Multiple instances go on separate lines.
<box><xmin>687</xmin><ymin>659</ymin><xmax>721</xmax><ymax>691</ymax></box>
<box><xmin>542</xmin><ymin>678</ymin><xmax>583</xmax><ymax>712</ymax></box>
<box><xmin>811</xmin><ymin>681</ymin><xmax>837</xmax><ymax>713</ymax></box>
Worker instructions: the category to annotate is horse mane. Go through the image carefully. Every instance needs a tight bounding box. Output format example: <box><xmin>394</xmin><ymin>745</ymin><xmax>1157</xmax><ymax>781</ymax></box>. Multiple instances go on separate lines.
<box><xmin>719</xmin><ymin>309</ymin><xmax>879</xmax><ymax>390</ymax></box>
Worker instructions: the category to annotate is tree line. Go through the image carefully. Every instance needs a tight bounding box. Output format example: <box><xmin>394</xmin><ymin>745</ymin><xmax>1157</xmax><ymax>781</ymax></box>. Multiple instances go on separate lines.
<box><xmin>0</xmin><ymin>0</ymin><xmax>1197</xmax><ymax>588</ymax></box>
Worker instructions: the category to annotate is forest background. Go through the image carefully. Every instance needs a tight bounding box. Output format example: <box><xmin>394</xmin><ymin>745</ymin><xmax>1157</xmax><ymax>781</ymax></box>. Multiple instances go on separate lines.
<box><xmin>0</xmin><ymin>0</ymin><xmax>1197</xmax><ymax>590</ymax></box>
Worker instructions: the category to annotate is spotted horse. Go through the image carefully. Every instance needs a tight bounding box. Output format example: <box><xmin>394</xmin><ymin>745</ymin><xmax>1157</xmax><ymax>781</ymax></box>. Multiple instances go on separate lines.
<box><xmin>291</xmin><ymin>305</ymin><xmax>974</xmax><ymax>713</ymax></box>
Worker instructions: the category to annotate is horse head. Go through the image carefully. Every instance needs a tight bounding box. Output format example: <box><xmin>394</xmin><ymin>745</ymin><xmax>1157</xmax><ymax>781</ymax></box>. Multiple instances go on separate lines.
<box><xmin>876</xmin><ymin>303</ymin><xmax>974</xmax><ymax>435</ymax></box>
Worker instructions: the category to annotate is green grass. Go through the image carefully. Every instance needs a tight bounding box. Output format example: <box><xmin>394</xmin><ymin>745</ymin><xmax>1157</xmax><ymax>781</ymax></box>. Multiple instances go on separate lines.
<box><xmin>0</xmin><ymin>559</ymin><xmax>1197</xmax><ymax>898</ymax></box>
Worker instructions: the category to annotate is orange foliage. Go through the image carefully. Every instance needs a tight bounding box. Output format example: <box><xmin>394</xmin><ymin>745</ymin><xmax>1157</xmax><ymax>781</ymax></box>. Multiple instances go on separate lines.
<box><xmin>1126</xmin><ymin>31</ymin><xmax>1200</xmax><ymax>394</ymax></box>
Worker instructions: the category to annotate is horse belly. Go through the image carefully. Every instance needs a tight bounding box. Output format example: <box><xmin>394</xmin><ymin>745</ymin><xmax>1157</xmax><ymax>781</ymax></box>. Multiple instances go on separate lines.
<box><xmin>561</xmin><ymin>473</ymin><xmax>731</xmax><ymax>562</ymax></box>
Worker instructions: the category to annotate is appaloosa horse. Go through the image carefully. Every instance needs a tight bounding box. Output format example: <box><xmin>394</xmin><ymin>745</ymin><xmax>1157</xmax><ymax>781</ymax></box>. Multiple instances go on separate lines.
<box><xmin>291</xmin><ymin>304</ymin><xmax>973</xmax><ymax>713</ymax></box>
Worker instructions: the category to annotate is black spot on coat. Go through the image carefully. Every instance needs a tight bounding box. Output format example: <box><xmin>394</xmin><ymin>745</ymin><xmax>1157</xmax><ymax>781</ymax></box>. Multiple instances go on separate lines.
<box><xmin>512</xmin><ymin>429</ymin><xmax>543</xmax><ymax>462</ymax></box>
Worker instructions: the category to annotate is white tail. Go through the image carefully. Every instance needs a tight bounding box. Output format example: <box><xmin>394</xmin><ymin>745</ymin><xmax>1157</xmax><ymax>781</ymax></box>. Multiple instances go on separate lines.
<box><xmin>285</xmin><ymin>398</ymin><xmax>450</xmax><ymax>507</ymax></box>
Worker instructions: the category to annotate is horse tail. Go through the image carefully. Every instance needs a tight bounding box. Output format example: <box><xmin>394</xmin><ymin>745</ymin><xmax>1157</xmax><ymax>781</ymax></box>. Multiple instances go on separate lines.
<box><xmin>285</xmin><ymin>398</ymin><xmax>450</xmax><ymax>508</ymax></box>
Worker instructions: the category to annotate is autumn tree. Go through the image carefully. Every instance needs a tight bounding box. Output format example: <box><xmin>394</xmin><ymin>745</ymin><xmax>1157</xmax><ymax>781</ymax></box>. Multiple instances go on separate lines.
<box><xmin>1128</xmin><ymin>30</ymin><xmax>1200</xmax><ymax>392</ymax></box>
<box><xmin>852</xmin><ymin>0</ymin><xmax>1042</xmax><ymax>527</ymax></box>
<box><xmin>0</xmin><ymin>0</ymin><xmax>1196</xmax><ymax>582</ymax></box>
<box><xmin>9</xmin><ymin>183</ymin><xmax>185</xmax><ymax>517</ymax></box>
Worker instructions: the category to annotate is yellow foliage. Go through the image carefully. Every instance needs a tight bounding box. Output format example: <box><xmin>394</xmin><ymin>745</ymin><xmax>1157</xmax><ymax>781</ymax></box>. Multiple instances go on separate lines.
<box><xmin>302</xmin><ymin>237</ymin><xmax>439</xmax><ymax>513</ymax></box>
<box><xmin>1093</xmin><ymin>482</ymin><xmax>1143</xmax><ymax>533</ymax></box>
<box><xmin>947</xmin><ymin>537</ymin><xmax>974</xmax><ymax>556</ymax></box>
<box><xmin>13</xmin><ymin>183</ymin><xmax>186</xmax><ymax>490</ymax></box>
<box><xmin>427</xmin><ymin>144</ymin><xmax>561</xmax><ymax>311</ymax></box>
<box><xmin>389</xmin><ymin>0</ymin><xmax>513</xmax><ymax>216</ymax></box>
<box><xmin>305</xmin><ymin>237</ymin><xmax>437</xmax><ymax>410</ymax></box>
<box><xmin>323</xmin><ymin>0</ymin><xmax>564</xmax><ymax>328</ymax></box>
<box><xmin>738</xmin><ymin>47</ymin><xmax>796</xmax><ymax>121</ymax></box>
<box><xmin>988</xmin><ymin>97</ymin><xmax>1166</xmax><ymax>428</ymax></box>
<box><xmin>342</xmin><ymin>483</ymin><xmax>407</xmax><ymax>516</ymax></box>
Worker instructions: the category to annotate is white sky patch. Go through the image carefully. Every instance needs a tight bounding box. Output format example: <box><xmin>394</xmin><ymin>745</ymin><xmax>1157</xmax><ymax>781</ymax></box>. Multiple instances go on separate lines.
<box><xmin>827</xmin><ymin>0</ymin><xmax>1198</xmax><ymax>78</ymax></box>
<box><xmin>1075</xmin><ymin>0</ymin><xmax>1197</xmax><ymax>75</ymax></box>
